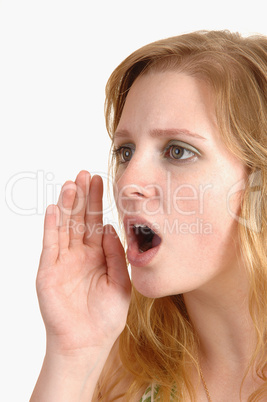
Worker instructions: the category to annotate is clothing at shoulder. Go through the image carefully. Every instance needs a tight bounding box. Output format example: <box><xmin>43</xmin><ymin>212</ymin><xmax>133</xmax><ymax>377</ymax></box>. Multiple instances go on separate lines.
<box><xmin>139</xmin><ymin>385</ymin><xmax>159</xmax><ymax>401</ymax></box>
<box><xmin>139</xmin><ymin>384</ymin><xmax>178</xmax><ymax>401</ymax></box>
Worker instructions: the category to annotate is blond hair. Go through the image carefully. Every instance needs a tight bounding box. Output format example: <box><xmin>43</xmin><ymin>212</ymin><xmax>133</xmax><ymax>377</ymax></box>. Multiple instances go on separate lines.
<box><xmin>100</xmin><ymin>30</ymin><xmax>267</xmax><ymax>401</ymax></box>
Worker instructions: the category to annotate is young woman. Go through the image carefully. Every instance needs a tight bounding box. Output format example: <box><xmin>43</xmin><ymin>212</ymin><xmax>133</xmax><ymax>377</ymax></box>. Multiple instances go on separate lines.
<box><xmin>30</xmin><ymin>30</ymin><xmax>267</xmax><ymax>401</ymax></box>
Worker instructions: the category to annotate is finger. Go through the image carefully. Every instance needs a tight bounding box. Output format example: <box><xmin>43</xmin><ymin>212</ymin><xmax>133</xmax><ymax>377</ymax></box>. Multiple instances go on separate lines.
<box><xmin>84</xmin><ymin>175</ymin><xmax>103</xmax><ymax>247</ymax></box>
<box><xmin>69</xmin><ymin>170</ymin><xmax>91</xmax><ymax>245</ymax></box>
<box><xmin>57</xmin><ymin>180</ymin><xmax>77</xmax><ymax>254</ymax></box>
<box><xmin>39</xmin><ymin>204</ymin><xmax>60</xmax><ymax>266</ymax></box>
<box><xmin>102</xmin><ymin>224</ymin><xmax>131</xmax><ymax>292</ymax></box>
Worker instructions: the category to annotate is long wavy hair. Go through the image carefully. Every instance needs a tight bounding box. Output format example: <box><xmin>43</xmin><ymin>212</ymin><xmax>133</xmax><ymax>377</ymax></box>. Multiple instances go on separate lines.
<box><xmin>97</xmin><ymin>30</ymin><xmax>267</xmax><ymax>401</ymax></box>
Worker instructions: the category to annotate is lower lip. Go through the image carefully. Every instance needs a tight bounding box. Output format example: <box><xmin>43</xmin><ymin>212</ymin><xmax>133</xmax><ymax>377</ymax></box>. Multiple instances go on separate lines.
<box><xmin>127</xmin><ymin>240</ymin><xmax>161</xmax><ymax>268</ymax></box>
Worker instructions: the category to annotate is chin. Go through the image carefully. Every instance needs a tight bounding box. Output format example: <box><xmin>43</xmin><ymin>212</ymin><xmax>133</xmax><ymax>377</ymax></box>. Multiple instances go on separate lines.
<box><xmin>131</xmin><ymin>271</ymin><xmax>204</xmax><ymax>299</ymax></box>
<box><xmin>131</xmin><ymin>275</ymin><xmax>176</xmax><ymax>299</ymax></box>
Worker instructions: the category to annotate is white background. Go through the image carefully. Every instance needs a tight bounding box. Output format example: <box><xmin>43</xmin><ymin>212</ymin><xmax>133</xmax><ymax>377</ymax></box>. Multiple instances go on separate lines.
<box><xmin>1</xmin><ymin>1</ymin><xmax>265</xmax><ymax>400</ymax></box>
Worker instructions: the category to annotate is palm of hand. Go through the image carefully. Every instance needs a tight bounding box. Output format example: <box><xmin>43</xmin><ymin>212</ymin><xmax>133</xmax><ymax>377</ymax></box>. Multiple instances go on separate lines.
<box><xmin>36</xmin><ymin>171</ymin><xmax>131</xmax><ymax>355</ymax></box>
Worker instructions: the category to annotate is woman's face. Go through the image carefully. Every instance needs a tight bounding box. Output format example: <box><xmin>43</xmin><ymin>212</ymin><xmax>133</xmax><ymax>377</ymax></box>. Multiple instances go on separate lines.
<box><xmin>113</xmin><ymin>71</ymin><xmax>247</xmax><ymax>298</ymax></box>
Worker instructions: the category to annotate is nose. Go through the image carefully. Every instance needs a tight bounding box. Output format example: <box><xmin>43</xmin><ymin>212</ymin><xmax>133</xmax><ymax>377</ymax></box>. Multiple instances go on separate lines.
<box><xmin>114</xmin><ymin>152</ymin><xmax>162</xmax><ymax>211</ymax></box>
<box><xmin>114</xmin><ymin>152</ymin><xmax>160</xmax><ymax>201</ymax></box>
<box><xmin>119</xmin><ymin>182</ymin><xmax>156</xmax><ymax>199</ymax></box>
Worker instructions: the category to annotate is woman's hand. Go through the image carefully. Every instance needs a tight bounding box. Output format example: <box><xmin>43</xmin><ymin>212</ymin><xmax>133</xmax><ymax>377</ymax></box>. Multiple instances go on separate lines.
<box><xmin>36</xmin><ymin>170</ymin><xmax>131</xmax><ymax>357</ymax></box>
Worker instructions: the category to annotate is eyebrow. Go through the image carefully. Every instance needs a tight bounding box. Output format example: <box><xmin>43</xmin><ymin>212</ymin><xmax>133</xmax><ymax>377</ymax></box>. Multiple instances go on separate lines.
<box><xmin>114</xmin><ymin>128</ymin><xmax>206</xmax><ymax>141</ymax></box>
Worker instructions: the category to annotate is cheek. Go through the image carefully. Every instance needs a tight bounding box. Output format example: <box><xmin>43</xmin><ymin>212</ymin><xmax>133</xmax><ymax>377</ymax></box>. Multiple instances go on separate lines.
<box><xmin>166</xmin><ymin>178</ymin><xmax>241</xmax><ymax>240</ymax></box>
<box><xmin>166</xmin><ymin>179</ymin><xmax>219</xmax><ymax>229</ymax></box>
<box><xmin>169</xmin><ymin>182</ymin><xmax>213</xmax><ymax>219</ymax></box>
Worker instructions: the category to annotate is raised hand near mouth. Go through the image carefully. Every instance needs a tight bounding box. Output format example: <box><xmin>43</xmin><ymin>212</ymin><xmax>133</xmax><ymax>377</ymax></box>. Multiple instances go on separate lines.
<box><xmin>31</xmin><ymin>170</ymin><xmax>131</xmax><ymax>402</ymax></box>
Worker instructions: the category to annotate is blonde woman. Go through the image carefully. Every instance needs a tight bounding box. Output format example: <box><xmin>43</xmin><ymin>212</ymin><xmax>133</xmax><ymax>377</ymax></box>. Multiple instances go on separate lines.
<box><xmin>31</xmin><ymin>31</ymin><xmax>267</xmax><ymax>401</ymax></box>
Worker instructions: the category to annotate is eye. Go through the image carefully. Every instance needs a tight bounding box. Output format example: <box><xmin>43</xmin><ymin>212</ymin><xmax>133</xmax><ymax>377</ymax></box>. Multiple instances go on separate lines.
<box><xmin>164</xmin><ymin>141</ymin><xmax>200</xmax><ymax>161</ymax></box>
<box><xmin>166</xmin><ymin>145</ymin><xmax>193</xmax><ymax>160</ymax></box>
<box><xmin>113</xmin><ymin>145</ymin><xmax>134</xmax><ymax>164</ymax></box>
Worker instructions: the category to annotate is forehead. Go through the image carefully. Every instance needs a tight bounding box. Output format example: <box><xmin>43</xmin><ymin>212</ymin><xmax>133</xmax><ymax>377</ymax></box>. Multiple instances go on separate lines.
<box><xmin>116</xmin><ymin>71</ymin><xmax>218</xmax><ymax>141</ymax></box>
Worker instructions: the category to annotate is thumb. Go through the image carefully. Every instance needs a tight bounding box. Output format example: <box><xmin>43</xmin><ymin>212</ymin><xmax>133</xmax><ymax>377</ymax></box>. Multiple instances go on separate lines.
<box><xmin>102</xmin><ymin>224</ymin><xmax>131</xmax><ymax>291</ymax></box>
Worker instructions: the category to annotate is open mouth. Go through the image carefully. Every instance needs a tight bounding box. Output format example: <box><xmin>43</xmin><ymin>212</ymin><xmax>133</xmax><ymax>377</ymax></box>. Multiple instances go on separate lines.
<box><xmin>132</xmin><ymin>223</ymin><xmax>162</xmax><ymax>253</ymax></box>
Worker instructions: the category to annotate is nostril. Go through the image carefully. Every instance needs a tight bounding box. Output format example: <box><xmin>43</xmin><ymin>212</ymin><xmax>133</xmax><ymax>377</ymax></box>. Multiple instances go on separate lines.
<box><xmin>133</xmin><ymin>192</ymin><xmax>145</xmax><ymax>197</ymax></box>
<box><xmin>116</xmin><ymin>183</ymin><xmax>157</xmax><ymax>199</ymax></box>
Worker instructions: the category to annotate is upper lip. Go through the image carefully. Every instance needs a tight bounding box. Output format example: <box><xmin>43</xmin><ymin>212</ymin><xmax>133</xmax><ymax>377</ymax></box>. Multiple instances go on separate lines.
<box><xmin>123</xmin><ymin>215</ymin><xmax>161</xmax><ymax>238</ymax></box>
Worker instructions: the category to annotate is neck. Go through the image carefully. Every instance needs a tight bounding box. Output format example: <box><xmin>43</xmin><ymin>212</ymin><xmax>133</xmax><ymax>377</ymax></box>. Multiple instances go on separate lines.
<box><xmin>183</xmin><ymin>263</ymin><xmax>257</xmax><ymax>372</ymax></box>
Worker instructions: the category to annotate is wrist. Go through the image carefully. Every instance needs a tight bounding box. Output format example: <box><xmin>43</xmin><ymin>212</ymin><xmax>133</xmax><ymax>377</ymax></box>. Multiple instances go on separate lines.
<box><xmin>30</xmin><ymin>346</ymin><xmax>111</xmax><ymax>402</ymax></box>
<box><xmin>44</xmin><ymin>343</ymin><xmax>112</xmax><ymax>375</ymax></box>
<box><xmin>44</xmin><ymin>329</ymin><xmax>117</xmax><ymax>358</ymax></box>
